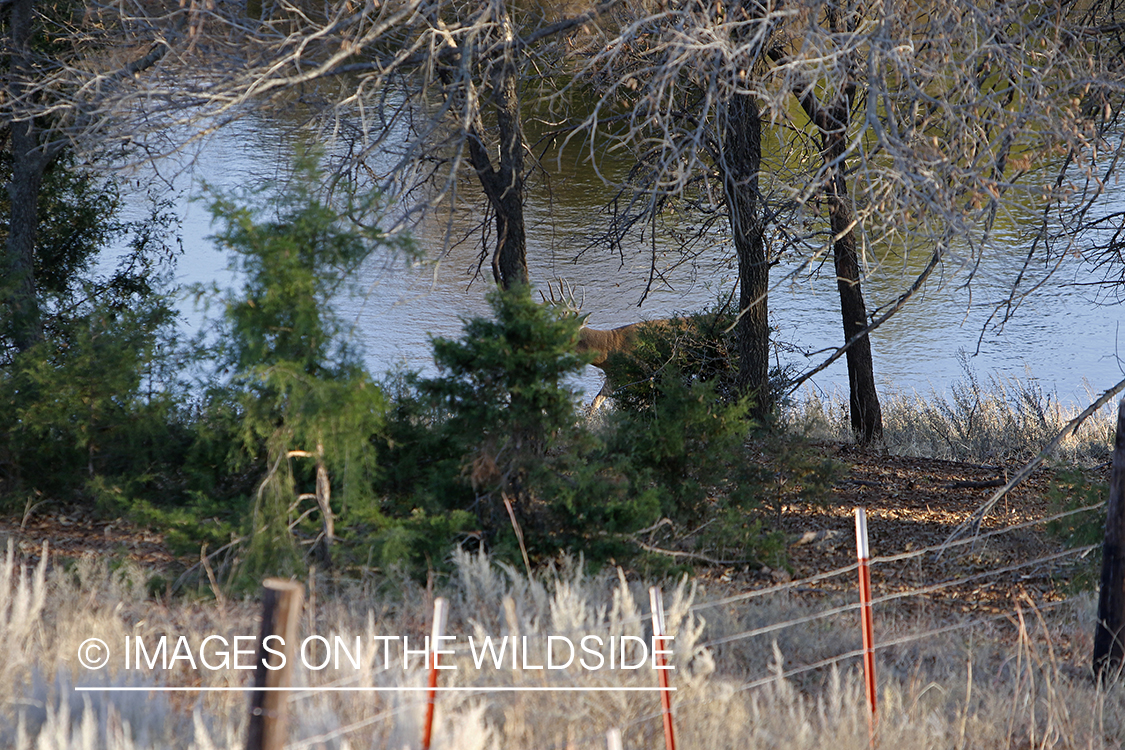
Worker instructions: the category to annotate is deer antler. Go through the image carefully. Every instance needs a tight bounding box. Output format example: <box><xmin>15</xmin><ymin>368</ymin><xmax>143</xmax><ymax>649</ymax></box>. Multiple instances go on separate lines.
<box><xmin>538</xmin><ymin>278</ymin><xmax>585</xmax><ymax>318</ymax></box>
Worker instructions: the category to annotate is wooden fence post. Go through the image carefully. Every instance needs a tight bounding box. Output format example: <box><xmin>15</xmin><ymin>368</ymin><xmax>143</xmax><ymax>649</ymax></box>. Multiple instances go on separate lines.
<box><xmin>246</xmin><ymin>578</ymin><xmax>304</xmax><ymax>750</ymax></box>
<box><xmin>1094</xmin><ymin>399</ymin><xmax>1125</xmax><ymax>681</ymax></box>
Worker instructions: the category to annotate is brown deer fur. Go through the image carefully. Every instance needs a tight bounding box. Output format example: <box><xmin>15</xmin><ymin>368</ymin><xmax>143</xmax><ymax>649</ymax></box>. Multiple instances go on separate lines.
<box><xmin>576</xmin><ymin>320</ymin><xmax>670</xmax><ymax>408</ymax></box>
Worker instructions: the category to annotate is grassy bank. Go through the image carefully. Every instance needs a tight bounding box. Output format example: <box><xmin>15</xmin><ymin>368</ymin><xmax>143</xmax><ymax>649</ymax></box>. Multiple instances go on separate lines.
<box><xmin>3</xmin><ymin>541</ymin><xmax>1122</xmax><ymax>749</ymax></box>
<box><xmin>784</xmin><ymin>372</ymin><xmax>1116</xmax><ymax>466</ymax></box>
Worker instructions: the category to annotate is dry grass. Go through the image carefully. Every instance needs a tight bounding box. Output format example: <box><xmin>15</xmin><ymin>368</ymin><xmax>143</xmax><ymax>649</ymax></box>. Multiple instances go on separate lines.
<box><xmin>4</xmin><ymin>538</ymin><xmax>1125</xmax><ymax>749</ymax></box>
<box><xmin>784</xmin><ymin>371</ymin><xmax>1116</xmax><ymax>466</ymax></box>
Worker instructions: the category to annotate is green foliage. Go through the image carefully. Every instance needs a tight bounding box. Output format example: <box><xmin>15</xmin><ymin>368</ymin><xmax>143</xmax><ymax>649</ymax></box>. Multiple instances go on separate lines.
<box><xmin>3</xmin><ymin>301</ymin><xmax>184</xmax><ymax>494</ymax></box>
<box><xmin>377</xmin><ymin>291</ymin><xmax>808</xmax><ymax>573</ymax></box>
<box><xmin>604</xmin><ymin>308</ymin><xmax>740</xmax><ymax>413</ymax></box>
<box><xmin>608</xmin><ymin>370</ymin><xmax>752</xmax><ymax>512</ymax></box>
<box><xmin>1047</xmin><ymin>467</ymin><xmax>1108</xmax><ymax>590</ymax></box>
<box><xmin>0</xmin><ymin>169</ymin><xmax>187</xmax><ymax>509</ymax></box>
<box><xmin>598</xmin><ymin>365</ymin><xmax>821</xmax><ymax>566</ymax></box>
<box><xmin>346</xmin><ymin>505</ymin><xmax>477</xmax><ymax>573</ymax></box>
<box><xmin>0</xmin><ymin>151</ymin><xmax>181</xmax><ymax>362</ymax></box>
<box><xmin>373</xmin><ymin>290</ymin><xmax>662</xmax><ymax>565</ymax></box>
<box><xmin>601</xmin><ymin>301</ymin><xmax>797</xmax><ymax>419</ymax></box>
<box><xmin>418</xmin><ymin>287</ymin><xmax>589</xmax><ymax>463</ymax></box>
<box><xmin>15</xmin><ymin>153</ymin><xmax>122</xmax><ymax>298</ymax></box>
<box><xmin>521</xmin><ymin>426</ymin><xmax>665</xmax><ymax>561</ymax></box>
<box><xmin>124</xmin><ymin>491</ymin><xmax>240</xmax><ymax>556</ymax></box>
<box><xmin>400</xmin><ymin>288</ymin><xmax>593</xmax><ymax>544</ymax></box>
<box><xmin>375</xmin><ymin>369</ymin><xmax>475</xmax><ymax>515</ymax></box>
<box><xmin>0</xmin><ymin>149</ymin><xmax>834</xmax><ymax>586</ymax></box>
<box><xmin>199</xmin><ymin>149</ymin><xmax>411</xmax><ymax>578</ymax></box>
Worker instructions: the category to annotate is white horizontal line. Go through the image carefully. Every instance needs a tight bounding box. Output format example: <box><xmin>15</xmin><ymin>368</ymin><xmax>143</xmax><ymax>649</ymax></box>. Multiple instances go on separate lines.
<box><xmin>74</xmin><ymin>686</ymin><xmax>675</xmax><ymax>693</ymax></box>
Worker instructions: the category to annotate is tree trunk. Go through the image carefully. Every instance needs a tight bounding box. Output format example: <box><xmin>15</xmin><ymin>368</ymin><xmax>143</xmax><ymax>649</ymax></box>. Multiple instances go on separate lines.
<box><xmin>431</xmin><ymin>3</ymin><xmax>529</xmax><ymax>293</ymax></box>
<box><xmin>457</xmin><ymin>11</ymin><xmax>529</xmax><ymax>293</ymax></box>
<box><xmin>720</xmin><ymin>89</ymin><xmax>771</xmax><ymax>421</ymax></box>
<box><xmin>829</xmin><ymin>200</ymin><xmax>883</xmax><ymax>443</ymax></box>
<box><xmin>823</xmin><ymin>104</ymin><xmax>882</xmax><ymax>443</ymax></box>
<box><xmin>5</xmin><ymin>0</ymin><xmax>47</xmax><ymax>352</ymax></box>
<box><xmin>486</xmin><ymin>17</ymin><xmax>529</xmax><ymax>291</ymax></box>
<box><xmin>1094</xmin><ymin>399</ymin><xmax>1125</xmax><ymax>681</ymax></box>
<box><xmin>797</xmin><ymin>84</ymin><xmax>883</xmax><ymax>443</ymax></box>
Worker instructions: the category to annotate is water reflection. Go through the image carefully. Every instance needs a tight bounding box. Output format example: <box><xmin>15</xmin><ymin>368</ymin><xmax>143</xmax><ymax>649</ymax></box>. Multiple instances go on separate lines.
<box><xmin>116</xmin><ymin>117</ymin><xmax>1123</xmax><ymax>408</ymax></box>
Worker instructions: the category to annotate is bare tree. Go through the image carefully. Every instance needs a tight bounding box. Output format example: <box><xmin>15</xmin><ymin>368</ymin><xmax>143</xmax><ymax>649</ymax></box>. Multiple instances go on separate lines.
<box><xmin>0</xmin><ymin>0</ymin><xmax>630</xmax><ymax>315</ymax></box>
<box><xmin>2</xmin><ymin>0</ymin><xmax>171</xmax><ymax>352</ymax></box>
<box><xmin>75</xmin><ymin>0</ymin><xmax>622</xmax><ymax>293</ymax></box>
<box><xmin>772</xmin><ymin>1</ymin><xmax>883</xmax><ymax>442</ymax></box>
<box><xmin>568</xmin><ymin>0</ymin><xmax>787</xmax><ymax>420</ymax></box>
<box><xmin>573</xmin><ymin>0</ymin><xmax>1125</xmax><ymax>438</ymax></box>
<box><xmin>11</xmin><ymin>0</ymin><xmax>1125</xmax><ymax>419</ymax></box>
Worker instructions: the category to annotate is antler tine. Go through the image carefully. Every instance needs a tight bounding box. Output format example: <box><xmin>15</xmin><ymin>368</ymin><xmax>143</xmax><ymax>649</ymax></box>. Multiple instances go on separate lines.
<box><xmin>539</xmin><ymin>280</ymin><xmax>556</xmax><ymax>307</ymax></box>
<box><xmin>564</xmin><ymin>279</ymin><xmax>582</xmax><ymax>313</ymax></box>
<box><xmin>541</xmin><ymin>278</ymin><xmax>584</xmax><ymax>317</ymax></box>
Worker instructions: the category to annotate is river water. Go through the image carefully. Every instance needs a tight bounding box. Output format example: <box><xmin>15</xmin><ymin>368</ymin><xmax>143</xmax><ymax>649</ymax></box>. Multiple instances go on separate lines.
<box><xmin>117</xmin><ymin>116</ymin><xmax>1124</xmax><ymax>409</ymax></box>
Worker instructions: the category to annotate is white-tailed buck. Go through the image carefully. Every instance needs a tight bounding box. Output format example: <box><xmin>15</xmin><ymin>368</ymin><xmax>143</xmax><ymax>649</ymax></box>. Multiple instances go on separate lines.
<box><xmin>541</xmin><ymin>281</ymin><xmax>670</xmax><ymax>410</ymax></box>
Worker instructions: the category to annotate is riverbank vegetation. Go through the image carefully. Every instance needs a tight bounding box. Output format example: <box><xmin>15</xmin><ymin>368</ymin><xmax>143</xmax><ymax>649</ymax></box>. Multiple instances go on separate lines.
<box><xmin>0</xmin><ymin>150</ymin><xmax>1115</xmax><ymax>588</ymax></box>
<box><xmin>789</xmin><ymin>372</ymin><xmax>1116</xmax><ymax>468</ymax></box>
<box><xmin>0</xmin><ymin>153</ymin><xmax>838</xmax><ymax>586</ymax></box>
<box><xmin>3</xmin><ymin>0</ymin><xmax>1125</xmax><ymax>745</ymax></box>
<box><xmin>8</xmin><ymin>0</ymin><xmax>1125</xmax><ymax>451</ymax></box>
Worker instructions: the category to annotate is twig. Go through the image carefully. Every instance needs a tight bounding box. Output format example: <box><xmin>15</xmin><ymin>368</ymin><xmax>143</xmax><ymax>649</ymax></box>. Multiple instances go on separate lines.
<box><xmin>200</xmin><ymin>543</ymin><xmax>226</xmax><ymax>609</ymax></box>
<box><xmin>633</xmin><ymin>517</ymin><xmax>674</xmax><ymax>537</ymax></box>
<box><xmin>502</xmin><ymin>492</ymin><xmax>532</xmax><ymax>579</ymax></box>
<box><xmin>630</xmin><ymin>539</ymin><xmax>756</xmax><ymax>567</ymax></box>
<box><xmin>171</xmin><ymin>536</ymin><xmax>244</xmax><ymax>593</ymax></box>
<box><xmin>20</xmin><ymin>496</ymin><xmax>49</xmax><ymax>532</ymax></box>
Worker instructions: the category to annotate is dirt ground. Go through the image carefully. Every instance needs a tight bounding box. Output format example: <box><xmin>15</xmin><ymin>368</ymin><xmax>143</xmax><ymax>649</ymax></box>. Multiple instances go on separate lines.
<box><xmin>0</xmin><ymin>444</ymin><xmax>1107</xmax><ymax>620</ymax></box>
<box><xmin>763</xmin><ymin>445</ymin><xmax>1103</xmax><ymax>617</ymax></box>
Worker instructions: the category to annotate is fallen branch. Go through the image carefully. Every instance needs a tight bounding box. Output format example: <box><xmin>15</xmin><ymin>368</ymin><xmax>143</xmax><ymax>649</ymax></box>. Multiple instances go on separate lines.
<box><xmin>942</xmin><ymin>377</ymin><xmax>1125</xmax><ymax>551</ymax></box>
<box><xmin>630</xmin><ymin>538</ymin><xmax>757</xmax><ymax>567</ymax></box>
<box><xmin>945</xmin><ymin>478</ymin><xmax>1007</xmax><ymax>490</ymax></box>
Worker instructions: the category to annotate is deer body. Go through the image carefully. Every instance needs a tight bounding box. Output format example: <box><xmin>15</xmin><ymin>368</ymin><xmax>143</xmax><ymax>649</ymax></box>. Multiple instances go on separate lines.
<box><xmin>576</xmin><ymin>323</ymin><xmax>646</xmax><ymax>368</ymax></box>
<box><xmin>577</xmin><ymin>320</ymin><xmax>669</xmax><ymax>409</ymax></box>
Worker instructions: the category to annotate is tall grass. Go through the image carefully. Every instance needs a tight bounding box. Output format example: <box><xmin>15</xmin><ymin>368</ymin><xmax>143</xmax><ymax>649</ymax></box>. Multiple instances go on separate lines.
<box><xmin>4</xmin><ymin>539</ymin><xmax>1125</xmax><ymax>749</ymax></box>
<box><xmin>785</xmin><ymin>368</ymin><xmax>1116</xmax><ymax>465</ymax></box>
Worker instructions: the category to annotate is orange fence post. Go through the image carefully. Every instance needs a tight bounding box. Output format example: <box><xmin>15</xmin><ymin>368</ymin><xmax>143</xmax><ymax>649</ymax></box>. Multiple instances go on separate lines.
<box><xmin>855</xmin><ymin>508</ymin><xmax>877</xmax><ymax>746</ymax></box>
<box><xmin>649</xmin><ymin>586</ymin><xmax>676</xmax><ymax>750</ymax></box>
<box><xmin>421</xmin><ymin>597</ymin><xmax>448</xmax><ymax>750</ymax></box>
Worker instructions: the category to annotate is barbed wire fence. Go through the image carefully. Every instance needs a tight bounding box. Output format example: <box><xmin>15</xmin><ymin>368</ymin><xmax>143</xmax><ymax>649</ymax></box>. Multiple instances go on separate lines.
<box><xmin>252</xmin><ymin>492</ymin><xmax>1110</xmax><ymax>748</ymax></box>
